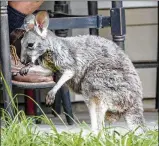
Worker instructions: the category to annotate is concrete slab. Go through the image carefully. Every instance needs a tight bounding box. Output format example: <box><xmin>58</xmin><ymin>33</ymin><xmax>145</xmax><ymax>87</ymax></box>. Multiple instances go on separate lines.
<box><xmin>37</xmin><ymin>112</ymin><xmax>158</xmax><ymax>134</ymax></box>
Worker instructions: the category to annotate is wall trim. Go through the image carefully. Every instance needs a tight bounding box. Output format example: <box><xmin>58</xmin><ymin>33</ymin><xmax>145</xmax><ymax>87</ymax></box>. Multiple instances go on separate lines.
<box><xmin>98</xmin><ymin>1</ymin><xmax>158</xmax><ymax>9</ymax></box>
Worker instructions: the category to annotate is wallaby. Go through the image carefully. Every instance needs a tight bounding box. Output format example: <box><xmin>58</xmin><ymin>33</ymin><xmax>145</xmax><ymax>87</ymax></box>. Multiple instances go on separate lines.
<box><xmin>20</xmin><ymin>11</ymin><xmax>146</xmax><ymax>134</ymax></box>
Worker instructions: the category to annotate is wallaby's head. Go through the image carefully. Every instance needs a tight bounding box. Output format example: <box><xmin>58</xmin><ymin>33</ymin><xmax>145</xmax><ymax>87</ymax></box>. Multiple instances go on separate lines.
<box><xmin>21</xmin><ymin>11</ymin><xmax>51</xmax><ymax>64</ymax></box>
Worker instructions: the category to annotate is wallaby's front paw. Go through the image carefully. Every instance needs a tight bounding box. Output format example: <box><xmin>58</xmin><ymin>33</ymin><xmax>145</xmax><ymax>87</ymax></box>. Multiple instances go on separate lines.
<box><xmin>45</xmin><ymin>90</ymin><xmax>56</xmax><ymax>106</ymax></box>
<box><xmin>19</xmin><ymin>66</ymin><xmax>30</xmax><ymax>76</ymax></box>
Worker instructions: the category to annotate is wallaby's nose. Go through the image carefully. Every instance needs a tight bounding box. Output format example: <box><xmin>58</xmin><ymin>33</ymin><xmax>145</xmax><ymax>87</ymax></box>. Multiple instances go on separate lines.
<box><xmin>28</xmin><ymin>43</ymin><xmax>34</xmax><ymax>47</ymax></box>
<box><xmin>21</xmin><ymin>59</ymin><xmax>25</xmax><ymax>65</ymax></box>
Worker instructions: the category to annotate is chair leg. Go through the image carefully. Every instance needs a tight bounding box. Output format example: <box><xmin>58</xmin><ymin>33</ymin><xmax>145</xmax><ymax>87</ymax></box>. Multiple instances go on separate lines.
<box><xmin>0</xmin><ymin>1</ymin><xmax>14</xmax><ymax>118</ymax></box>
<box><xmin>88</xmin><ymin>1</ymin><xmax>99</xmax><ymax>35</ymax></box>
<box><xmin>25</xmin><ymin>89</ymin><xmax>35</xmax><ymax>115</ymax></box>
<box><xmin>111</xmin><ymin>1</ymin><xmax>126</xmax><ymax>50</ymax></box>
<box><xmin>34</xmin><ymin>89</ymin><xmax>42</xmax><ymax>124</ymax></box>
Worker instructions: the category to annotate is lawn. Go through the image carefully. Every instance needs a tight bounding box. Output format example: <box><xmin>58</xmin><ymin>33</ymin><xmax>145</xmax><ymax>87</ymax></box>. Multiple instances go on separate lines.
<box><xmin>1</xmin><ymin>107</ymin><xmax>158</xmax><ymax>146</ymax></box>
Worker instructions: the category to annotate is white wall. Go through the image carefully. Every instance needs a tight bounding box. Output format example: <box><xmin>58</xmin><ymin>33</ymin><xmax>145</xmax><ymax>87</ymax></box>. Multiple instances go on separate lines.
<box><xmin>98</xmin><ymin>1</ymin><xmax>158</xmax><ymax>9</ymax></box>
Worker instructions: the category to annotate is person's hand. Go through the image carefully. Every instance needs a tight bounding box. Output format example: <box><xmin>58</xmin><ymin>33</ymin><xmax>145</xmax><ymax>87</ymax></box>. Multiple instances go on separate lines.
<box><xmin>8</xmin><ymin>1</ymin><xmax>44</xmax><ymax>15</ymax></box>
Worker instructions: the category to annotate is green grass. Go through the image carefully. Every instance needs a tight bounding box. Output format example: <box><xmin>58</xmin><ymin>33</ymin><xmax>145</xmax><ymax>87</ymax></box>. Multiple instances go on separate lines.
<box><xmin>1</xmin><ymin>108</ymin><xmax>158</xmax><ymax>146</ymax></box>
<box><xmin>0</xmin><ymin>72</ymin><xmax>158</xmax><ymax>146</ymax></box>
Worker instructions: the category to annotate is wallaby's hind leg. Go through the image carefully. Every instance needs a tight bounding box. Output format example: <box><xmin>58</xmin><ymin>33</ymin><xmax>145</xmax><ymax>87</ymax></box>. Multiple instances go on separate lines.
<box><xmin>87</xmin><ymin>97</ymin><xmax>107</xmax><ymax>133</ymax></box>
<box><xmin>124</xmin><ymin>106</ymin><xmax>146</xmax><ymax>135</ymax></box>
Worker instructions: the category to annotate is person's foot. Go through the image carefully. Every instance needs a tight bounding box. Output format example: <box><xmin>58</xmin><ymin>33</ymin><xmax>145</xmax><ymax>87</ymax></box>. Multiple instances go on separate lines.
<box><xmin>65</xmin><ymin>114</ymin><xmax>74</xmax><ymax>125</ymax></box>
<box><xmin>52</xmin><ymin>111</ymin><xmax>74</xmax><ymax>125</ymax></box>
<box><xmin>67</xmin><ymin>119</ymin><xmax>74</xmax><ymax>125</ymax></box>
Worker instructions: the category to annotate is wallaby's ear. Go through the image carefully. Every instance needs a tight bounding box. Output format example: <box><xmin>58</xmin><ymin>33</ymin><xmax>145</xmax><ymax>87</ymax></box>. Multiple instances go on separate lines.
<box><xmin>34</xmin><ymin>11</ymin><xmax>49</xmax><ymax>38</ymax></box>
<box><xmin>24</xmin><ymin>14</ymin><xmax>35</xmax><ymax>31</ymax></box>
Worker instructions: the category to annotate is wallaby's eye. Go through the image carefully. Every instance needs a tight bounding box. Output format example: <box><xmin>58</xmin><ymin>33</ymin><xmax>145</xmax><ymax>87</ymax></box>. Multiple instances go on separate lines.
<box><xmin>27</xmin><ymin>43</ymin><xmax>34</xmax><ymax>48</ymax></box>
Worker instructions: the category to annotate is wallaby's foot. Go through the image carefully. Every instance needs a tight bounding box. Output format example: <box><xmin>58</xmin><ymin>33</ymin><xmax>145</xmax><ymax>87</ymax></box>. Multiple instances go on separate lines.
<box><xmin>45</xmin><ymin>89</ymin><xmax>56</xmax><ymax>106</ymax></box>
<box><xmin>19</xmin><ymin>66</ymin><xmax>30</xmax><ymax>76</ymax></box>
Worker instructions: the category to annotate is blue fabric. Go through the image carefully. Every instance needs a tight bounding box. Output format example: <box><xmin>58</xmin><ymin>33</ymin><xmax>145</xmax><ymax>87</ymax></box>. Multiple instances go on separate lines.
<box><xmin>8</xmin><ymin>5</ymin><xmax>26</xmax><ymax>33</ymax></box>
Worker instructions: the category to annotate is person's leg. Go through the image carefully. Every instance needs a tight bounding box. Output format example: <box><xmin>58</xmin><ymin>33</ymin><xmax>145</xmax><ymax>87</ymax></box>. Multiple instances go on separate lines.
<box><xmin>52</xmin><ymin>89</ymin><xmax>62</xmax><ymax>116</ymax></box>
<box><xmin>60</xmin><ymin>85</ymin><xmax>74</xmax><ymax>125</ymax></box>
<box><xmin>53</xmin><ymin>72</ymin><xmax>74</xmax><ymax>125</ymax></box>
<box><xmin>51</xmin><ymin>72</ymin><xmax>62</xmax><ymax>116</ymax></box>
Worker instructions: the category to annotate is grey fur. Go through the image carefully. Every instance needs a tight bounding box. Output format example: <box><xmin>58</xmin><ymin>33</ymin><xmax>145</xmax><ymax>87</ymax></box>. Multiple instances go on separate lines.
<box><xmin>21</xmin><ymin>26</ymin><xmax>146</xmax><ymax>134</ymax></box>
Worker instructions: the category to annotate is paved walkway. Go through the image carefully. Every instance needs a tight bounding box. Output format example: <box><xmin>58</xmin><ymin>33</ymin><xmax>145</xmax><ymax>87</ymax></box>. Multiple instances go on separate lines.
<box><xmin>37</xmin><ymin>112</ymin><xmax>158</xmax><ymax>134</ymax></box>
